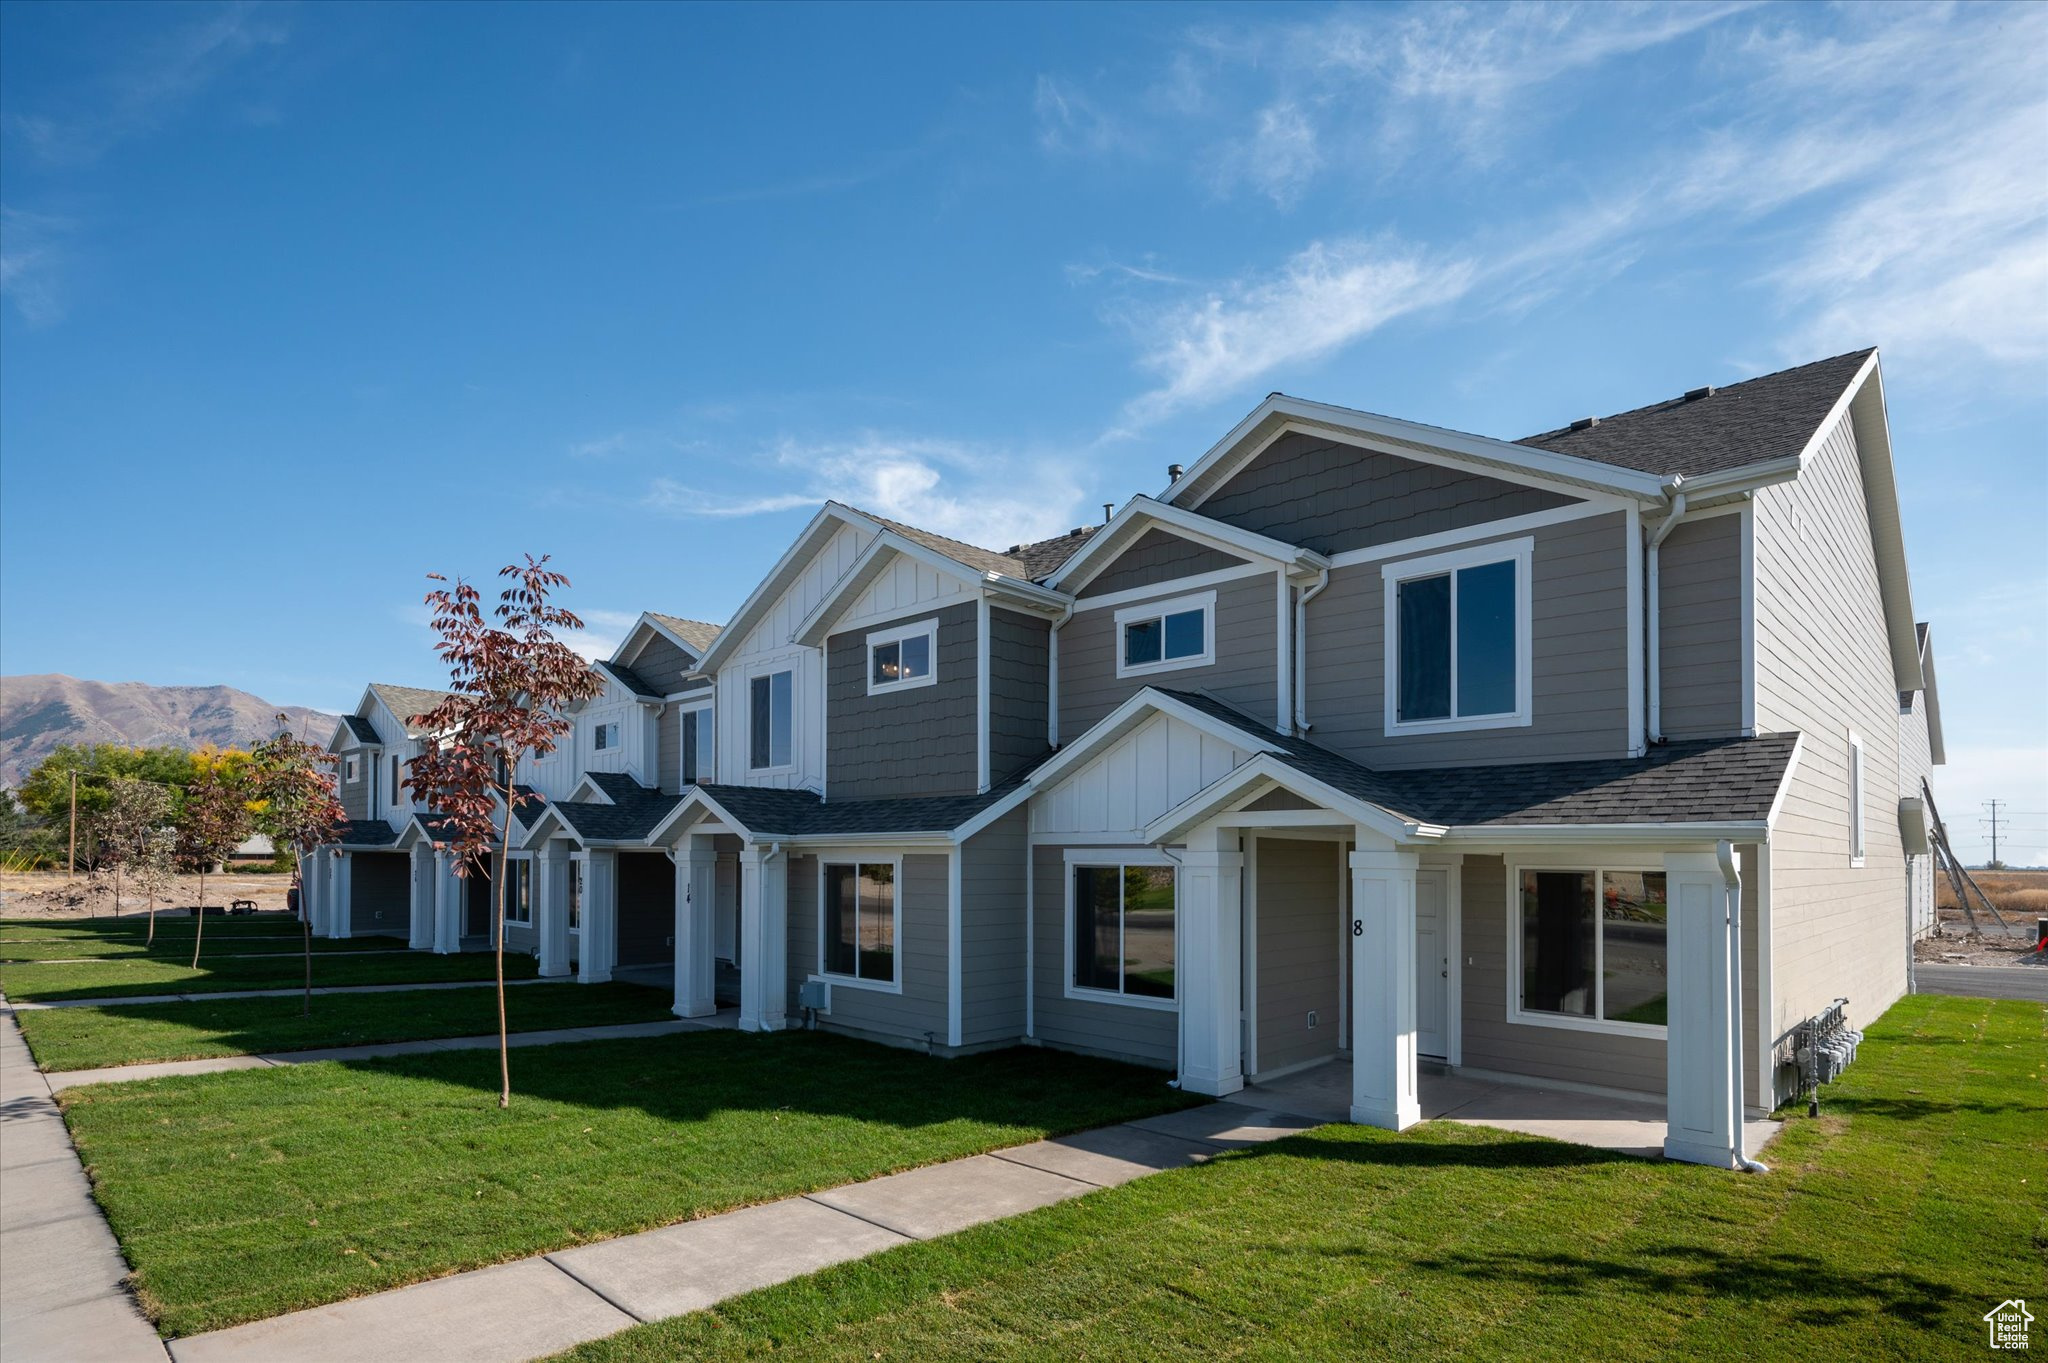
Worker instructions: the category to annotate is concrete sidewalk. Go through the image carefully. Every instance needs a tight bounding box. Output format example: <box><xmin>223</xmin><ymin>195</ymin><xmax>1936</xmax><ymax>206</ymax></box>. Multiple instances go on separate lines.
<box><xmin>166</xmin><ymin>1102</ymin><xmax>1316</xmax><ymax>1363</ymax></box>
<box><xmin>1913</xmin><ymin>962</ymin><xmax>2048</xmax><ymax>1002</ymax></box>
<box><xmin>0</xmin><ymin>1005</ymin><xmax>169</xmax><ymax>1362</ymax></box>
<box><xmin>12</xmin><ymin>976</ymin><xmax>559</xmax><ymax>1011</ymax></box>
<box><xmin>43</xmin><ymin>1014</ymin><xmax>737</xmax><ymax>1091</ymax></box>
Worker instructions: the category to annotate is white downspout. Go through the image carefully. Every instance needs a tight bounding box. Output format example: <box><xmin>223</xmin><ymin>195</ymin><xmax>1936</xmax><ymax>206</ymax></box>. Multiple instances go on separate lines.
<box><xmin>1294</xmin><ymin>567</ymin><xmax>1330</xmax><ymax>735</ymax></box>
<box><xmin>1718</xmin><ymin>839</ymin><xmax>1769</xmax><ymax>1173</ymax></box>
<box><xmin>1048</xmin><ymin>602</ymin><xmax>1074</xmax><ymax>749</ymax></box>
<box><xmin>1646</xmin><ymin>481</ymin><xmax>1687</xmax><ymax>745</ymax></box>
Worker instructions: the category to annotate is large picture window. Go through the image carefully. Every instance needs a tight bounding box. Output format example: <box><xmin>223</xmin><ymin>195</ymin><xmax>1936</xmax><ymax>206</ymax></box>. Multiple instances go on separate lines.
<box><xmin>820</xmin><ymin>860</ymin><xmax>898</xmax><ymax>987</ymax></box>
<box><xmin>1114</xmin><ymin>591</ymin><xmax>1215</xmax><ymax>678</ymax></box>
<box><xmin>867</xmin><ymin>618</ymin><xmax>937</xmax><ymax>695</ymax></box>
<box><xmin>1069</xmin><ymin>861</ymin><xmax>1177</xmax><ymax>1005</ymax></box>
<box><xmin>749</xmin><ymin>669</ymin><xmax>793</xmax><ymax>770</ymax></box>
<box><xmin>1514</xmin><ymin>867</ymin><xmax>1668</xmax><ymax>1033</ymax></box>
<box><xmin>1383</xmin><ymin>538</ymin><xmax>1532</xmax><ymax>735</ymax></box>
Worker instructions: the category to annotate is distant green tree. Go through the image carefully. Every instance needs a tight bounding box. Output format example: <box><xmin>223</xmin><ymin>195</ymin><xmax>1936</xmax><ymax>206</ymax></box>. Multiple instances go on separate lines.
<box><xmin>18</xmin><ymin>745</ymin><xmax>203</xmax><ymax>865</ymax></box>
<box><xmin>177</xmin><ymin>764</ymin><xmax>255</xmax><ymax>968</ymax></box>
<box><xmin>96</xmin><ymin>778</ymin><xmax>177</xmax><ymax>917</ymax></box>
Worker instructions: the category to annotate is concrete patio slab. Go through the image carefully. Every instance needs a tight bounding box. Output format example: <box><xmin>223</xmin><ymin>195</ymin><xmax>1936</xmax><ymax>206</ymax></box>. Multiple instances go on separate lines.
<box><xmin>549</xmin><ymin>1196</ymin><xmax>908</xmax><ymax>1322</ymax></box>
<box><xmin>1125</xmin><ymin>1103</ymin><xmax>1321</xmax><ymax>1150</ymax></box>
<box><xmin>166</xmin><ymin>1259</ymin><xmax>633</xmax><ymax>1363</ymax></box>
<box><xmin>807</xmin><ymin>1153</ymin><xmax>1093</xmax><ymax>1241</ymax></box>
<box><xmin>991</xmin><ymin>1124</ymin><xmax>1215</xmax><ymax>1187</ymax></box>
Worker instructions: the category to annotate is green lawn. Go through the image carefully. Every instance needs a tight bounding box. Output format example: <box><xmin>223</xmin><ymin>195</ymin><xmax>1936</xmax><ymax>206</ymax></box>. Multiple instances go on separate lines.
<box><xmin>59</xmin><ymin>1032</ymin><xmax>1200</xmax><ymax>1337</ymax></box>
<box><xmin>17</xmin><ymin>982</ymin><xmax>674</xmax><ymax>1071</ymax></box>
<box><xmin>551</xmin><ymin>995</ymin><xmax>2045</xmax><ymax>1363</ymax></box>
<box><xmin>1</xmin><ymin>935</ymin><xmax>405</xmax><ymax>961</ymax></box>
<box><xmin>1</xmin><ymin>915</ymin><xmax>306</xmax><ymax>939</ymax></box>
<box><xmin>0</xmin><ymin>948</ymin><xmax>538</xmax><ymax>1002</ymax></box>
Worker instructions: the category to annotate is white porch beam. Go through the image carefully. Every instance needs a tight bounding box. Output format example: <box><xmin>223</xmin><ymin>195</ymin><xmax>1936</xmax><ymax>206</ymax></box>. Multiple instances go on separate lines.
<box><xmin>738</xmin><ymin>845</ymin><xmax>789</xmax><ymax>1033</ymax></box>
<box><xmin>578</xmin><ymin>849</ymin><xmax>619</xmax><ymax>985</ymax></box>
<box><xmin>1349</xmin><ymin>846</ymin><xmax>1421</xmax><ymax>1130</ymax></box>
<box><xmin>408</xmin><ymin>844</ymin><xmax>435</xmax><ymax>951</ymax></box>
<box><xmin>1178</xmin><ymin>829</ymin><xmax>1246</xmax><ymax>1097</ymax></box>
<box><xmin>1664</xmin><ymin>850</ymin><xmax>1741</xmax><ymax>1168</ymax></box>
<box><xmin>674</xmin><ymin>837</ymin><xmax>719</xmax><ymax>1018</ymax></box>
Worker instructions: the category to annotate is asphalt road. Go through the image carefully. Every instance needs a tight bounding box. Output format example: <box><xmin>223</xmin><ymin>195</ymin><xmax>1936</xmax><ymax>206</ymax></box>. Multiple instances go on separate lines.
<box><xmin>1912</xmin><ymin>963</ymin><xmax>2048</xmax><ymax>1002</ymax></box>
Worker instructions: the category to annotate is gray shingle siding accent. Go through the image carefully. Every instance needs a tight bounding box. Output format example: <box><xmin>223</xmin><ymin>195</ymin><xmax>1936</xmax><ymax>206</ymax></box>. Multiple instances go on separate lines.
<box><xmin>1195</xmin><ymin>431</ymin><xmax>1577</xmax><ymax>556</ymax></box>
<box><xmin>1301</xmin><ymin>512</ymin><xmax>1631</xmax><ymax>769</ymax></box>
<box><xmin>616</xmin><ymin>851</ymin><xmax>674</xmax><ymax>967</ymax></box>
<box><xmin>1253</xmin><ymin>837</ymin><xmax>1341</xmax><ymax>1076</ymax></box>
<box><xmin>340</xmin><ymin>764</ymin><xmax>372</xmax><ymax>821</ymax></box>
<box><xmin>826</xmin><ymin>601</ymin><xmax>979</xmax><ymax>802</ymax></box>
<box><xmin>988</xmin><ymin>608</ymin><xmax>1050</xmax><ymax>785</ymax></box>
<box><xmin>786</xmin><ymin>851</ymin><xmax>951</xmax><ymax>1045</ymax></box>
<box><xmin>958</xmin><ymin>808</ymin><xmax>1027</xmax><ymax>1047</ymax></box>
<box><xmin>1658</xmin><ymin>513</ymin><xmax>1744</xmax><ymax>739</ymax></box>
<box><xmin>1078</xmin><ymin>528</ymin><xmax>1250</xmax><ymax>598</ymax></box>
<box><xmin>1030</xmin><ymin>842</ymin><xmax>1178</xmax><ymax>1069</ymax></box>
<box><xmin>1752</xmin><ymin>410</ymin><xmax>1910</xmax><ymax>1056</ymax></box>
<box><xmin>350</xmin><ymin>852</ymin><xmax>410</xmax><ymax>938</ymax></box>
<box><xmin>629</xmin><ymin>635</ymin><xmax>698</xmax><ymax>695</ymax></box>
<box><xmin>1059</xmin><ymin>569</ymin><xmax>1279</xmax><ymax>741</ymax></box>
<box><xmin>657</xmin><ymin>708</ymin><xmax>681</xmax><ymax>794</ymax></box>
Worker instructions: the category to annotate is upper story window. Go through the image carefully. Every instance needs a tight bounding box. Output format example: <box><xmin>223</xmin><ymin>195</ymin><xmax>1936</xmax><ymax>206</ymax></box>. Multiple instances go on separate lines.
<box><xmin>749</xmin><ymin>669</ymin><xmax>793</xmax><ymax>771</ymax></box>
<box><xmin>867</xmin><ymin>618</ymin><xmax>937</xmax><ymax>695</ymax></box>
<box><xmin>681</xmin><ymin>706</ymin><xmax>713</xmax><ymax>784</ymax></box>
<box><xmin>344</xmin><ymin>756</ymin><xmax>359</xmax><ymax>783</ymax></box>
<box><xmin>1848</xmin><ymin>729</ymin><xmax>1866</xmax><ymax>866</ymax></box>
<box><xmin>1114</xmin><ymin>590</ymin><xmax>1215</xmax><ymax>679</ymax></box>
<box><xmin>1513</xmin><ymin>866</ymin><xmax>1667</xmax><ymax>1036</ymax></box>
<box><xmin>592</xmin><ymin>720</ymin><xmax>620</xmax><ymax>752</ymax></box>
<box><xmin>505</xmin><ymin>858</ymin><xmax>533</xmax><ymax>926</ymax></box>
<box><xmin>390</xmin><ymin>756</ymin><xmax>402</xmax><ymax>808</ymax></box>
<box><xmin>1383</xmin><ymin>538</ymin><xmax>1533</xmax><ymax>736</ymax></box>
<box><xmin>1067</xmin><ymin>856</ymin><xmax>1177</xmax><ymax>1009</ymax></box>
<box><xmin>820</xmin><ymin>859</ymin><xmax>898</xmax><ymax>988</ymax></box>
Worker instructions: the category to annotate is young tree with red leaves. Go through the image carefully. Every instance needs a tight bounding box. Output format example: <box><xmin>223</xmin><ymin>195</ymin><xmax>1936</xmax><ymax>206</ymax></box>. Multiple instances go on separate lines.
<box><xmin>407</xmin><ymin>556</ymin><xmax>603</xmax><ymax>1108</ymax></box>
<box><xmin>177</xmin><ymin>764</ymin><xmax>255</xmax><ymax>969</ymax></box>
<box><xmin>250</xmin><ymin>716</ymin><xmax>347</xmax><ymax>1016</ymax></box>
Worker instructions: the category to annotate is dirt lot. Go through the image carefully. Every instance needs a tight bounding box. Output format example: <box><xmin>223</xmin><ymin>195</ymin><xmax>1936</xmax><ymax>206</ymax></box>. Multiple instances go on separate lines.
<box><xmin>0</xmin><ymin>869</ymin><xmax>294</xmax><ymax>921</ymax></box>
<box><xmin>1918</xmin><ymin>868</ymin><xmax>2048</xmax><ymax>967</ymax></box>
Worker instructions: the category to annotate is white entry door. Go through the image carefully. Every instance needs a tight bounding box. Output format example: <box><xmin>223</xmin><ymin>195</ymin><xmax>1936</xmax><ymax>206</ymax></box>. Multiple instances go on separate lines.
<box><xmin>1415</xmin><ymin>870</ymin><xmax>1449</xmax><ymax>1059</ymax></box>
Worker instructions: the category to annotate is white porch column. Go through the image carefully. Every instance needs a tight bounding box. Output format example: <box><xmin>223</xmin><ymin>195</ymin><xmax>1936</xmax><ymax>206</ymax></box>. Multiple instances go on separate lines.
<box><xmin>1664</xmin><ymin>850</ymin><xmax>1741</xmax><ymax>1168</ymax></box>
<box><xmin>407</xmin><ymin>845</ymin><xmax>435</xmax><ymax>950</ymax></box>
<box><xmin>738</xmin><ymin>844</ymin><xmax>789</xmax><ymax>1033</ymax></box>
<box><xmin>330</xmin><ymin>853</ymin><xmax>353</xmax><ymax>940</ymax></box>
<box><xmin>1178</xmin><ymin>830</ymin><xmax>1246</xmax><ymax>1097</ymax></box>
<box><xmin>1350</xmin><ymin>846</ymin><xmax>1421</xmax><ymax>1130</ymax></box>
<box><xmin>578</xmin><ymin>849</ymin><xmax>618</xmax><ymax>985</ymax></box>
<box><xmin>433</xmin><ymin>852</ymin><xmax>462</xmax><ymax>954</ymax></box>
<box><xmin>674</xmin><ymin>836</ymin><xmax>719</xmax><ymax>1018</ymax></box>
<box><xmin>537</xmin><ymin>842</ymin><xmax>572</xmax><ymax>978</ymax></box>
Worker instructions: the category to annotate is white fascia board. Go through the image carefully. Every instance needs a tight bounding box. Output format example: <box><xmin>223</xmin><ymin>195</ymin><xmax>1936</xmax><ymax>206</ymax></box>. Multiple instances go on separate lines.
<box><xmin>1160</xmin><ymin>395</ymin><xmax>1672</xmax><ymax>509</ymax></box>
<box><xmin>1765</xmin><ymin>733</ymin><xmax>1806</xmax><ymax>832</ymax></box>
<box><xmin>981</xmin><ymin>574</ymin><xmax>1071</xmax><ymax>612</ymax></box>
<box><xmin>1438</xmin><ymin>821</ymin><xmax>1771</xmax><ymax>848</ymax></box>
<box><xmin>1024</xmin><ymin>686</ymin><xmax>1286</xmax><ymax>796</ymax></box>
<box><xmin>791</xmin><ymin>532</ymin><xmax>985</xmax><ymax>648</ymax></box>
<box><xmin>620</xmin><ymin>612</ymin><xmax>707</xmax><ymax>669</ymax></box>
<box><xmin>562</xmin><ymin>775</ymin><xmax>614</xmax><ymax>805</ymax></box>
<box><xmin>1843</xmin><ymin>361</ymin><xmax>1924</xmax><ymax>693</ymax></box>
<box><xmin>1919</xmin><ymin>631</ymin><xmax>1945</xmax><ymax>765</ymax></box>
<box><xmin>1141</xmin><ymin>754</ymin><xmax>1428</xmax><ymax>846</ymax></box>
<box><xmin>644</xmin><ymin>786</ymin><xmax>747</xmax><ymax>847</ymax></box>
<box><xmin>948</xmin><ymin>784</ymin><xmax>1034</xmax><ymax>843</ymax></box>
<box><xmin>1046</xmin><ymin>495</ymin><xmax>1329</xmax><ymax>594</ymax></box>
<box><xmin>789</xmin><ymin>831</ymin><xmax>956</xmax><ymax>850</ymax></box>
<box><xmin>694</xmin><ymin>504</ymin><xmax>867</xmax><ymax>676</ymax></box>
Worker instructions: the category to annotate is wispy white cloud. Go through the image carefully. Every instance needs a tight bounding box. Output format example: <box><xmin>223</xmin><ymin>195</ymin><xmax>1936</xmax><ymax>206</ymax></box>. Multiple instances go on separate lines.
<box><xmin>642</xmin><ymin>435</ymin><xmax>1087</xmax><ymax>551</ymax></box>
<box><xmin>1210</xmin><ymin>101</ymin><xmax>1322</xmax><ymax>208</ymax></box>
<box><xmin>0</xmin><ymin>207</ymin><xmax>73</xmax><ymax>324</ymax></box>
<box><xmin>5</xmin><ymin>1</ymin><xmax>290</xmax><ymax>165</ymax></box>
<box><xmin>568</xmin><ymin>432</ymin><xmax>630</xmax><ymax>460</ymax></box>
<box><xmin>565</xmin><ymin>608</ymin><xmax>642</xmax><ymax>662</ymax></box>
<box><xmin>1034</xmin><ymin>75</ymin><xmax>1136</xmax><ymax>157</ymax></box>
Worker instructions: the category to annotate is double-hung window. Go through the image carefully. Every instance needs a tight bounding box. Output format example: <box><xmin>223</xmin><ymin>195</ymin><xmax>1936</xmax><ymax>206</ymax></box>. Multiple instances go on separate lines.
<box><xmin>1383</xmin><ymin>538</ymin><xmax>1532</xmax><ymax>735</ymax></box>
<box><xmin>390</xmin><ymin>756</ymin><xmax>402</xmax><ymax>809</ymax></box>
<box><xmin>820</xmin><ymin>860</ymin><xmax>898</xmax><ymax>988</ymax></box>
<box><xmin>592</xmin><ymin>720</ymin><xmax>619</xmax><ymax>752</ymax></box>
<box><xmin>749</xmin><ymin>669</ymin><xmax>793</xmax><ymax>771</ymax></box>
<box><xmin>680</xmin><ymin>706</ymin><xmax>713</xmax><ymax>784</ymax></box>
<box><xmin>1848</xmin><ymin>730</ymin><xmax>1866</xmax><ymax>866</ymax></box>
<box><xmin>1513</xmin><ymin>867</ymin><xmax>1668</xmax><ymax>1033</ymax></box>
<box><xmin>1114</xmin><ymin>591</ymin><xmax>1214</xmax><ymax>678</ymax></box>
<box><xmin>344</xmin><ymin>756</ymin><xmax>359</xmax><ymax>783</ymax></box>
<box><xmin>505</xmin><ymin>859</ymin><xmax>533</xmax><ymax>926</ymax></box>
<box><xmin>1068</xmin><ymin>857</ymin><xmax>1177</xmax><ymax>1006</ymax></box>
<box><xmin>867</xmin><ymin>618</ymin><xmax>937</xmax><ymax>695</ymax></box>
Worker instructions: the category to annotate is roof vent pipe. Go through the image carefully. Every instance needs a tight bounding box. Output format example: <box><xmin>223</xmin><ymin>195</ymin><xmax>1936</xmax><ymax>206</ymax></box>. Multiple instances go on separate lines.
<box><xmin>1167</xmin><ymin>463</ymin><xmax>1186</xmax><ymax>482</ymax></box>
<box><xmin>1103</xmin><ymin>503</ymin><xmax>1114</xmax><ymax>525</ymax></box>
<box><xmin>1569</xmin><ymin>416</ymin><xmax>1600</xmax><ymax>431</ymax></box>
<box><xmin>1685</xmin><ymin>386</ymin><xmax>1716</xmax><ymax>401</ymax></box>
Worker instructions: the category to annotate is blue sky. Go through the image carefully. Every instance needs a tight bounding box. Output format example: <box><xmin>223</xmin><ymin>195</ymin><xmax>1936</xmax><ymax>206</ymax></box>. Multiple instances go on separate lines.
<box><xmin>2</xmin><ymin>1</ymin><xmax>2043</xmax><ymax>859</ymax></box>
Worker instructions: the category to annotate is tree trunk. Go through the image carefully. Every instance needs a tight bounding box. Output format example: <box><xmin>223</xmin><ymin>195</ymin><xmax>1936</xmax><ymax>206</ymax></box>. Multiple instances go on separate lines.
<box><xmin>112</xmin><ymin>866</ymin><xmax>123</xmax><ymax>917</ymax></box>
<box><xmin>191</xmin><ymin>870</ymin><xmax>207</xmax><ymax>969</ymax></box>
<box><xmin>299</xmin><ymin>855</ymin><xmax>313</xmax><ymax>1017</ymax></box>
<box><xmin>147</xmin><ymin>892</ymin><xmax>157</xmax><ymax>945</ymax></box>
<box><xmin>496</xmin><ymin>795</ymin><xmax>514</xmax><ymax>1110</ymax></box>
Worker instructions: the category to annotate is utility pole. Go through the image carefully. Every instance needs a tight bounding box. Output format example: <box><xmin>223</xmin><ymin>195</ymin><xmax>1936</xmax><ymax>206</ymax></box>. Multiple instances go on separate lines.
<box><xmin>1983</xmin><ymin>799</ymin><xmax>2007</xmax><ymax>868</ymax></box>
<box><xmin>68</xmin><ymin>771</ymin><xmax>78</xmax><ymax>876</ymax></box>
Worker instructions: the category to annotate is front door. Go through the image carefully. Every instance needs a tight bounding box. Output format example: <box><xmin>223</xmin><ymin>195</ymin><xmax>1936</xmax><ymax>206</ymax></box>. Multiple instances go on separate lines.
<box><xmin>1415</xmin><ymin>869</ymin><xmax>1449</xmax><ymax>1059</ymax></box>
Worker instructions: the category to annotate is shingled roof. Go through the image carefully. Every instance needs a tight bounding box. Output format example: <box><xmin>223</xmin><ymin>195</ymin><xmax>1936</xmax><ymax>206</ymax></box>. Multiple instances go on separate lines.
<box><xmin>334</xmin><ymin>819</ymin><xmax>399</xmax><ymax>848</ymax></box>
<box><xmin>1158</xmin><ymin>690</ymin><xmax>1799</xmax><ymax>830</ymax></box>
<box><xmin>1518</xmin><ymin>349</ymin><xmax>1873</xmax><ymax>481</ymax></box>
<box><xmin>845</xmin><ymin>505</ymin><xmax>1102</xmax><ymax>585</ymax></box>
<box><xmin>340</xmin><ymin>715</ymin><xmax>381</xmax><ymax>743</ymax></box>
<box><xmin>692</xmin><ymin>781</ymin><xmax>1023</xmax><ymax>838</ymax></box>
<box><xmin>368</xmin><ymin>683</ymin><xmax>456</xmax><ymax>737</ymax></box>
<box><xmin>645</xmin><ymin>612</ymin><xmax>723</xmax><ymax>654</ymax></box>
<box><xmin>593</xmin><ymin>659</ymin><xmax>663</xmax><ymax>699</ymax></box>
<box><xmin>545</xmin><ymin>772</ymin><xmax>683</xmax><ymax>844</ymax></box>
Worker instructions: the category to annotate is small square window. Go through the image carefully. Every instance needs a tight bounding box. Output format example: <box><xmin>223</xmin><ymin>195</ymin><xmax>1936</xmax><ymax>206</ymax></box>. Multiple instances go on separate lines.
<box><xmin>593</xmin><ymin>721</ymin><xmax>619</xmax><ymax>752</ymax></box>
<box><xmin>344</xmin><ymin>757</ymin><xmax>359</xmax><ymax>783</ymax></box>
<box><xmin>867</xmin><ymin>619</ymin><xmax>938</xmax><ymax>695</ymax></box>
<box><xmin>1114</xmin><ymin>592</ymin><xmax>1214</xmax><ymax>678</ymax></box>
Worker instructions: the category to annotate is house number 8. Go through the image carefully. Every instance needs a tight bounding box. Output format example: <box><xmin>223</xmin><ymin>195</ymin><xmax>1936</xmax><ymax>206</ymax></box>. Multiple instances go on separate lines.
<box><xmin>1351</xmin><ymin>919</ymin><xmax>1363</xmax><ymax>937</ymax></box>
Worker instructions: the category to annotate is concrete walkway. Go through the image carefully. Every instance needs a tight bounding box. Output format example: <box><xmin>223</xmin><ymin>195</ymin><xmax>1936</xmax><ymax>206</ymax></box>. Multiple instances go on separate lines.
<box><xmin>12</xmin><ymin>976</ymin><xmax>560</xmax><ymax>1011</ymax></box>
<box><xmin>44</xmin><ymin>1015</ymin><xmax>738</xmax><ymax>1091</ymax></box>
<box><xmin>0</xmin><ymin>1004</ymin><xmax>169</xmax><ymax>1362</ymax></box>
<box><xmin>165</xmin><ymin>1102</ymin><xmax>1316</xmax><ymax>1363</ymax></box>
<box><xmin>1913</xmin><ymin>962</ymin><xmax>2048</xmax><ymax>1002</ymax></box>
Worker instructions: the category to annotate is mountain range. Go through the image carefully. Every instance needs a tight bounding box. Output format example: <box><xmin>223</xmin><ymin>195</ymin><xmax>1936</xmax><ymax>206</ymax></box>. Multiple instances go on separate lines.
<box><xmin>0</xmin><ymin>675</ymin><xmax>338</xmax><ymax>788</ymax></box>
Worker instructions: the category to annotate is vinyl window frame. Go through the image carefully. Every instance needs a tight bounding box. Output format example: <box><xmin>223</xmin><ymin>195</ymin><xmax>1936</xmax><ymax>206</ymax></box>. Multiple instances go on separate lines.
<box><xmin>343</xmin><ymin>756</ymin><xmax>360</xmax><ymax>784</ymax></box>
<box><xmin>503</xmin><ymin>855</ymin><xmax>534</xmax><ymax>927</ymax></box>
<box><xmin>745</xmin><ymin>664</ymin><xmax>797</xmax><ymax>775</ymax></box>
<box><xmin>1505</xmin><ymin>857</ymin><xmax>1669</xmax><ymax>1041</ymax></box>
<box><xmin>592</xmin><ymin>720</ymin><xmax>621</xmax><ymax>753</ymax></box>
<box><xmin>1847</xmin><ymin>728</ymin><xmax>1866</xmax><ymax>867</ymax></box>
<box><xmin>812</xmin><ymin>854</ymin><xmax>904</xmax><ymax>995</ymax></box>
<box><xmin>1113</xmin><ymin>590</ymin><xmax>1216</xmax><ymax>680</ymax></box>
<box><xmin>865</xmin><ymin>617</ymin><xmax>939</xmax><ymax>696</ymax></box>
<box><xmin>1381</xmin><ymin>536</ymin><xmax>1535</xmax><ymax>737</ymax></box>
<box><xmin>1062</xmin><ymin>848</ymin><xmax>1179</xmax><ymax>1013</ymax></box>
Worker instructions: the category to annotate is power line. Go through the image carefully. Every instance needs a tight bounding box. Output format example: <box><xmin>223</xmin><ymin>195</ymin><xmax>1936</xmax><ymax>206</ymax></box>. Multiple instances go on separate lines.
<box><xmin>1982</xmin><ymin>799</ymin><xmax>2009</xmax><ymax>866</ymax></box>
